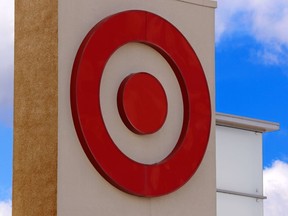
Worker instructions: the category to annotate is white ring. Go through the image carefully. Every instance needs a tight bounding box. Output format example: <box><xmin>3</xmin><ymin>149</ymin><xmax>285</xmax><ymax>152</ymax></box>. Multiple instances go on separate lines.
<box><xmin>100</xmin><ymin>42</ymin><xmax>183</xmax><ymax>165</ymax></box>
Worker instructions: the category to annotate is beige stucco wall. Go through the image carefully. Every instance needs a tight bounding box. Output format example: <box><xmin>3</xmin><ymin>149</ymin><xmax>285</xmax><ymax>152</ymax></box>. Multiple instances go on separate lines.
<box><xmin>58</xmin><ymin>0</ymin><xmax>216</xmax><ymax>216</ymax></box>
<box><xmin>13</xmin><ymin>0</ymin><xmax>58</xmax><ymax>216</ymax></box>
<box><xmin>13</xmin><ymin>1</ymin><xmax>216</xmax><ymax>215</ymax></box>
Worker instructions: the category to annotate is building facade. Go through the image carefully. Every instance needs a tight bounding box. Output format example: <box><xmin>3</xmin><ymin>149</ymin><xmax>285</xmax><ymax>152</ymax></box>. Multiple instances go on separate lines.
<box><xmin>216</xmin><ymin>113</ymin><xmax>279</xmax><ymax>216</ymax></box>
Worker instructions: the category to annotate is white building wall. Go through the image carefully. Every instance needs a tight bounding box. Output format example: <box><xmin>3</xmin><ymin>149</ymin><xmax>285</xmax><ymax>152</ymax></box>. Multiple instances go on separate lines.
<box><xmin>217</xmin><ymin>193</ymin><xmax>263</xmax><ymax>216</ymax></box>
<box><xmin>216</xmin><ymin>126</ymin><xmax>263</xmax><ymax>194</ymax></box>
<box><xmin>216</xmin><ymin>125</ymin><xmax>264</xmax><ymax>216</ymax></box>
<box><xmin>216</xmin><ymin>113</ymin><xmax>279</xmax><ymax>216</ymax></box>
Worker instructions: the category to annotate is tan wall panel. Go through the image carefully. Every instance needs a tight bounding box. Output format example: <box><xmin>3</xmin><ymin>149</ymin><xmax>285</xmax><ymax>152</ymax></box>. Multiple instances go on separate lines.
<box><xmin>13</xmin><ymin>1</ymin><xmax>58</xmax><ymax>215</ymax></box>
<box><xmin>58</xmin><ymin>1</ymin><xmax>216</xmax><ymax>215</ymax></box>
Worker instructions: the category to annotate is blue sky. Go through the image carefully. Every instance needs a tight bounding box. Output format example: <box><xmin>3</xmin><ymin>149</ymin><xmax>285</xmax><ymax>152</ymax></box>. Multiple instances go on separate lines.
<box><xmin>216</xmin><ymin>34</ymin><xmax>288</xmax><ymax>167</ymax></box>
<box><xmin>215</xmin><ymin>1</ymin><xmax>288</xmax><ymax>214</ymax></box>
<box><xmin>215</xmin><ymin>0</ymin><xmax>288</xmax><ymax>169</ymax></box>
<box><xmin>0</xmin><ymin>0</ymin><xmax>13</xmax><ymax>211</ymax></box>
<box><xmin>1</xmin><ymin>0</ymin><xmax>288</xmax><ymax>215</ymax></box>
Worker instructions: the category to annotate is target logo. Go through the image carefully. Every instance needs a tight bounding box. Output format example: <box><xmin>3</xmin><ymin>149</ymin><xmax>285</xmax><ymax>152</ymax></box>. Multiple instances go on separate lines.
<box><xmin>71</xmin><ymin>10</ymin><xmax>211</xmax><ymax>197</ymax></box>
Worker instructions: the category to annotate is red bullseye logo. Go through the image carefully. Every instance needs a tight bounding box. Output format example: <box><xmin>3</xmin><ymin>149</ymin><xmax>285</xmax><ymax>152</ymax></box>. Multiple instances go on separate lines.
<box><xmin>71</xmin><ymin>10</ymin><xmax>211</xmax><ymax>197</ymax></box>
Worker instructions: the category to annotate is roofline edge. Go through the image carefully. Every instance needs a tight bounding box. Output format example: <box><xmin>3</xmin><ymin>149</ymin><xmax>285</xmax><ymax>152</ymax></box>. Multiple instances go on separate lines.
<box><xmin>216</xmin><ymin>112</ymin><xmax>280</xmax><ymax>133</ymax></box>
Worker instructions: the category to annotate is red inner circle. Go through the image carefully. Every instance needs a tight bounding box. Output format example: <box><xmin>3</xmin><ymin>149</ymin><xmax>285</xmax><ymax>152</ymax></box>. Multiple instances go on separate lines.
<box><xmin>117</xmin><ymin>72</ymin><xmax>168</xmax><ymax>135</ymax></box>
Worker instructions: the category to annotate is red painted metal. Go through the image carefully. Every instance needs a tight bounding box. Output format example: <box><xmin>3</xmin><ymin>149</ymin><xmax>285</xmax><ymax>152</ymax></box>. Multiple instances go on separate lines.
<box><xmin>71</xmin><ymin>10</ymin><xmax>211</xmax><ymax>197</ymax></box>
<box><xmin>117</xmin><ymin>72</ymin><xmax>168</xmax><ymax>135</ymax></box>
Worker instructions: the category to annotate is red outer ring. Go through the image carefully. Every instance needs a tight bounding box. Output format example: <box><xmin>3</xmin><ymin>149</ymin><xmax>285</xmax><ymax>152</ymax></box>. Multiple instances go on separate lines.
<box><xmin>71</xmin><ymin>10</ymin><xmax>211</xmax><ymax>197</ymax></box>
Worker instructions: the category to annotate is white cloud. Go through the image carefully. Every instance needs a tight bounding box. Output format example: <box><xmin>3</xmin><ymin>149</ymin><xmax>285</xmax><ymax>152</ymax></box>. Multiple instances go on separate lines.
<box><xmin>215</xmin><ymin>0</ymin><xmax>250</xmax><ymax>41</ymax></box>
<box><xmin>0</xmin><ymin>65</ymin><xmax>13</xmax><ymax>128</ymax></box>
<box><xmin>0</xmin><ymin>0</ymin><xmax>14</xmax><ymax>128</ymax></box>
<box><xmin>263</xmin><ymin>160</ymin><xmax>288</xmax><ymax>216</ymax></box>
<box><xmin>216</xmin><ymin>0</ymin><xmax>288</xmax><ymax>65</ymax></box>
<box><xmin>0</xmin><ymin>200</ymin><xmax>12</xmax><ymax>216</ymax></box>
<box><xmin>249</xmin><ymin>0</ymin><xmax>288</xmax><ymax>46</ymax></box>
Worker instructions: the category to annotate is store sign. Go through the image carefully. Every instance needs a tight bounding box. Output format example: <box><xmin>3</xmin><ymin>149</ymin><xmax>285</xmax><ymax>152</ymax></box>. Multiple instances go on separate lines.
<box><xmin>71</xmin><ymin>10</ymin><xmax>211</xmax><ymax>197</ymax></box>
